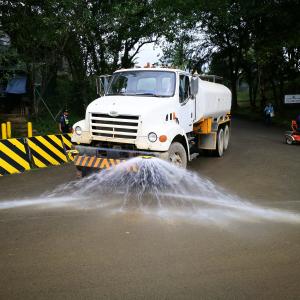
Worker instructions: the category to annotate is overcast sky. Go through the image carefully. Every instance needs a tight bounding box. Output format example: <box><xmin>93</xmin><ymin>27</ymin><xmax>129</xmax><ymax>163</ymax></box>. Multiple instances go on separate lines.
<box><xmin>135</xmin><ymin>43</ymin><xmax>163</xmax><ymax>67</ymax></box>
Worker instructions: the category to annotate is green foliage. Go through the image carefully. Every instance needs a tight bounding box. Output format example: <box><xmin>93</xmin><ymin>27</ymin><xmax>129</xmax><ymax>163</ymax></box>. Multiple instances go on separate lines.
<box><xmin>0</xmin><ymin>0</ymin><xmax>299</xmax><ymax>119</ymax></box>
<box><xmin>160</xmin><ymin>0</ymin><xmax>300</xmax><ymax>111</ymax></box>
<box><xmin>1</xmin><ymin>0</ymin><xmax>174</xmax><ymax>116</ymax></box>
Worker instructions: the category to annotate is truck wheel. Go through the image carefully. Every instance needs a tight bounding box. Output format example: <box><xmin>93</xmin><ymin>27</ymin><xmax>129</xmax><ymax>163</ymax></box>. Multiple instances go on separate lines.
<box><xmin>167</xmin><ymin>142</ymin><xmax>187</xmax><ymax>168</ymax></box>
<box><xmin>223</xmin><ymin>125</ymin><xmax>230</xmax><ymax>151</ymax></box>
<box><xmin>214</xmin><ymin>128</ymin><xmax>224</xmax><ymax>157</ymax></box>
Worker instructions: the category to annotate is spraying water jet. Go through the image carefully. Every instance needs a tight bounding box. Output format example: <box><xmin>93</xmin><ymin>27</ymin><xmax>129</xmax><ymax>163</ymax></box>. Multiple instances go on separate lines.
<box><xmin>1</xmin><ymin>158</ymin><xmax>300</xmax><ymax>226</ymax></box>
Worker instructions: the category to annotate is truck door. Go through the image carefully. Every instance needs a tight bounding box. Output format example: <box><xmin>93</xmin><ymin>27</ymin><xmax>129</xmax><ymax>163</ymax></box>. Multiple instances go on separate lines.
<box><xmin>177</xmin><ymin>74</ymin><xmax>195</xmax><ymax>133</ymax></box>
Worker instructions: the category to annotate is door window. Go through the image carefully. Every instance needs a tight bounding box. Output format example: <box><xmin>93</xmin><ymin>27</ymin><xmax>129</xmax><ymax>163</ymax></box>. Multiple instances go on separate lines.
<box><xmin>179</xmin><ymin>75</ymin><xmax>190</xmax><ymax>103</ymax></box>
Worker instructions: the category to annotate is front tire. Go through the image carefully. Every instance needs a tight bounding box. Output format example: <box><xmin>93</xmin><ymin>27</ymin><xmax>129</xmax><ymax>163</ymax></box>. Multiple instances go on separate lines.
<box><xmin>166</xmin><ymin>142</ymin><xmax>187</xmax><ymax>168</ymax></box>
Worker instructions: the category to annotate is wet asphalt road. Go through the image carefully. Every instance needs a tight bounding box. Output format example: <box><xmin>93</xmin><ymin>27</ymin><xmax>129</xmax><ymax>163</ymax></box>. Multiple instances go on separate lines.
<box><xmin>0</xmin><ymin>118</ymin><xmax>299</xmax><ymax>299</ymax></box>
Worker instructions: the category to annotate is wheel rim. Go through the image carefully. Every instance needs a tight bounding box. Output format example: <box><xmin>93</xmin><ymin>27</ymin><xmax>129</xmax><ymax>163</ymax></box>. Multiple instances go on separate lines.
<box><xmin>169</xmin><ymin>152</ymin><xmax>183</xmax><ymax>166</ymax></box>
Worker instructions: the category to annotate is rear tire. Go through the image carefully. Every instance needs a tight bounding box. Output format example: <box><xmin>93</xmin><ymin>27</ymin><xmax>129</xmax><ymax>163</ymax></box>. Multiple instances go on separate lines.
<box><xmin>214</xmin><ymin>128</ymin><xmax>224</xmax><ymax>157</ymax></box>
<box><xmin>223</xmin><ymin>125</ymin><xmax>230</xmax><ymax>151</ymax></box>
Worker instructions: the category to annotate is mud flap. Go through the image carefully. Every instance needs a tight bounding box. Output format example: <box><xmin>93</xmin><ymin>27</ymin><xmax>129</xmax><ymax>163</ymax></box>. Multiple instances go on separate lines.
<box><xmin>198</xmin><ymin>132</ymin><xmax>217</xmax><ymax>150</ymax></box>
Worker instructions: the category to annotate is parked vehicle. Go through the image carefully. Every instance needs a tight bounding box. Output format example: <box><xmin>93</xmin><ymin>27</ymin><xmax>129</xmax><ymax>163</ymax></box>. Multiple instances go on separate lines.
<box><xmin>285</xmin><ymin>120</ymin><xmax>300</xmax><ymax>145</ymax></box>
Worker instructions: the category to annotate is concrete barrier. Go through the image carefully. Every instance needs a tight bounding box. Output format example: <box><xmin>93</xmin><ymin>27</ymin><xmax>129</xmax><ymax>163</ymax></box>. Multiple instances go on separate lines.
<box><xmin>0</xmin><ymin>134</ymin><xmax>73</xmax><ymax>176</ymax></box>
<box><xmin>61</xmin><ymin>133</ymin><xmax>74</xmax><ymax>161</ymax></box>
<box><xmin>27</xmin><ymin>135</ymin><xmax>69</xmax><ymax>168</ymax></box>
<box><xmin>0</xmin><ymin>138</ymin><xmax>31</xmax><ymax>176</ymax></box>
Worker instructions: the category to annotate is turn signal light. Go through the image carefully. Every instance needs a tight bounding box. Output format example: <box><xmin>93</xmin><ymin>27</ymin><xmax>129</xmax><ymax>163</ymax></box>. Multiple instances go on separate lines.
<box><xmin>159</xmin><ymin>135</ymin><xmax>167</xmax><ymax>142</ymax></box>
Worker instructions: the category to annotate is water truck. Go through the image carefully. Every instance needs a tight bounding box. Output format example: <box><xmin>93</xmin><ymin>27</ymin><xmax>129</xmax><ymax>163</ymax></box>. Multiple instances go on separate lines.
<box><xmin>71</xmin><ymin>67</ymin><xmax>231</xmax><ymax>176</ymax></box>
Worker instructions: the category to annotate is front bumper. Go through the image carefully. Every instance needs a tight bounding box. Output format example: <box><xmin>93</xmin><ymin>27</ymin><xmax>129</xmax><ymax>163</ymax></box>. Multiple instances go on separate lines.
<box><xmin>73</xmin><ymin>145</ymin><xmax>163</xmax><ymax>170</ymax></box>
<box><xmin>74</xmin><ymin>155</ymin><xmax>129</xmax><ymax>170</ymax></box>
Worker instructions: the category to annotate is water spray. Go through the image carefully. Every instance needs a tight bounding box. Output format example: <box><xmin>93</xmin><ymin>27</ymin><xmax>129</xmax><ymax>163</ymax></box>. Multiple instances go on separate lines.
<box><xmin>1</xmin><ymin>157</ymin><xmax>300</xmax><ymax>225</ymax></box>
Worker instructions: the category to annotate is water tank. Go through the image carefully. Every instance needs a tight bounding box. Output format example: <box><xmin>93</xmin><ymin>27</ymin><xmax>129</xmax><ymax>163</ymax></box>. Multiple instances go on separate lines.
<box><xmin>192</xmin><ymin>77</ymin><xmax>232</xmax><ymax>122</ymax></box>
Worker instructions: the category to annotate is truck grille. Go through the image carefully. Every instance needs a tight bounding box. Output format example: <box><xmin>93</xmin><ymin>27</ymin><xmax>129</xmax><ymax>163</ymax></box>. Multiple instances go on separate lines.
<box><xmin>90</xmin><ymin>113</ymin><xmax>139</xmax><ymax>140</ymax></box>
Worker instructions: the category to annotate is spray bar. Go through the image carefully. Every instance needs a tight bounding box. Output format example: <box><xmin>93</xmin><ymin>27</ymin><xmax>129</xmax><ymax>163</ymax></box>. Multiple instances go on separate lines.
<box><xmin>75</xmin><ymin>145</ymin><xmax>159</xmax><ymax>159</ymax></box>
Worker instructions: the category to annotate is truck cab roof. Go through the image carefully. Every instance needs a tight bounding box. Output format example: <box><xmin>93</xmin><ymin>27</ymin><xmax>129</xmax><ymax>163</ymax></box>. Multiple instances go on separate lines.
<box><xmin>114</xmin><ymin>67</ymin><xmax>190</xmax><ymax>75</ymax></box>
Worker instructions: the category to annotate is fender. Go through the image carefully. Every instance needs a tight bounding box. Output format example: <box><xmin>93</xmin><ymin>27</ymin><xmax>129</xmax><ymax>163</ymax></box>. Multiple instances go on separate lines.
<box><xmin>71</xmin><ymin>119</ymin><xmax>92</xmax><ymax>144</ymax></box>
<box><xmin>161</xmin><ymin>124</ymin><xmax>191</xmax><ymax>160</ymax></box>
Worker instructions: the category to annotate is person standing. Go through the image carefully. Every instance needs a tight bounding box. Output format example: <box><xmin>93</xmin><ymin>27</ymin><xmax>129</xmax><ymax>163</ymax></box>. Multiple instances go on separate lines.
<box><xmin>59</xmin><ymin>109</ymin><xmax>72</xmax><ymax>133</ymax></box>
<box><xmin>264</xmin><ymin>103</ymin><xmax>274</xmax><ymax>125</ymax></box>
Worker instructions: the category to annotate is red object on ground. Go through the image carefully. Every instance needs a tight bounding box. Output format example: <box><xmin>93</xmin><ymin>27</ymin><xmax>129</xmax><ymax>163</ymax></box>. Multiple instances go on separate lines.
<box><xmin>285</xmin><ymin>120</ymin><xmax>300</xmax><ymax>144</ymax></box>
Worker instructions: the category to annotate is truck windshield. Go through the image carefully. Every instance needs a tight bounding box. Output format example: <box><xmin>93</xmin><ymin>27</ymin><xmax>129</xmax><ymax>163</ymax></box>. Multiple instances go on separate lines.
<box><xmin>106</xmin><ymin>71</ymin><xmax>175</xmax><ymax>97</ymax></box>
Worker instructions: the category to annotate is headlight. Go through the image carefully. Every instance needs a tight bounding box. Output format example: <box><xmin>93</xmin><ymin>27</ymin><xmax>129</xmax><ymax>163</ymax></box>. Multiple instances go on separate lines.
<box><xmin>75</xmin><ymin>126</ymin><xmax>82</xmax><ymax>135</ymax></box>
<box><xmin>148</xmin><ymin>132</ymin><xmax>157</xmax><ymax>142</ymax></box>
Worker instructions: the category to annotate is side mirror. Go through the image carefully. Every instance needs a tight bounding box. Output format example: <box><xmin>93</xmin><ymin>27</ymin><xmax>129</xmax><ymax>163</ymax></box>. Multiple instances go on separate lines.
<box><xmin>191</xmin><ymin>77</ymin><xmax>199</xmax><ymax>96</ymax></box>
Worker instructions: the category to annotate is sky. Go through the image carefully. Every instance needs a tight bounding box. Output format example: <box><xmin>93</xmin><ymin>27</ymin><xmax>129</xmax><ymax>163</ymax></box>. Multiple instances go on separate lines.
<box><xmin>135</xmin><ymin>43</ymin><xmax>163</xmax><ymax>67</ymax></box>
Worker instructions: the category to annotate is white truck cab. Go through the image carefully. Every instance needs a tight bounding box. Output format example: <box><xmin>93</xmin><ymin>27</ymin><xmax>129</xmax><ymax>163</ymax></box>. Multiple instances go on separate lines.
<box><xmin>72</xmin><ymin>67</ymin><xmax>231</xmax><ymax>174</ymax></box>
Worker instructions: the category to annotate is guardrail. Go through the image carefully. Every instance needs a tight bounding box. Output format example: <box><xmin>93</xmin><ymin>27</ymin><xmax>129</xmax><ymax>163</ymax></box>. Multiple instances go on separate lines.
<box><xmin>0</xmin><ymin>133</ymin><xmax>73</xmax><ymax>176</ymax></box>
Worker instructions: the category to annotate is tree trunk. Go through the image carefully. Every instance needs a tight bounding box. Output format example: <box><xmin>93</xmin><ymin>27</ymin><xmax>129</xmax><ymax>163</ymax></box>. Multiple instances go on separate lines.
<box><xmin>258</xmin><ymin>67</ymin><xmax>267</xmax><ymax>110</ymax></box>
<box><xmin>270</xmin><ymin>79</ymin><xmax>278</xmax><ymax>109</ymax></box>
<box><xmin>121</xmin><ymin>42</ymin><xmax>132</xmax><ymax>68</ymax></box>
<box><xmin>227</xmin><ymin>48</ymin><xmax>239</xmax><ymax>111</ymax></box>
<box><xmin>279</xmin><ymin>77</ymin><xmax>285</xmax><ymax>112</ymax></box>
<box><xmin>231</xmin><ymin>78</ymin><xmax>238</xmax><ymax>111</ymax></box>
<box><xmin>253</xmin><ymin>75</ymin><xmax>258</xmax><ymax>107</ymax></box>
<box><xmin>248</xmin><ymin>76</ymin><xmax>254</xmax><ymax>108</ymax></box>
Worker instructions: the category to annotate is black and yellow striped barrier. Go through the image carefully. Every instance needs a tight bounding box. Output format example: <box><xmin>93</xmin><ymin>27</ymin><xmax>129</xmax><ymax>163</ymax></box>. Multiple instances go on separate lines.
<box><xmin>0</xmin><ymin>133</ymin><xmax>139</xmax><ymax>176</ymax></box>
<box><xmin>61</xmin><ymin>133</ymin><xmax>74</xmax><ymax>161</ymax></box>
<box><xmin>27</xmin><ymin>135</ymin><xmax>68</xmax><ymax>168</ymax></box>
<box><xmin>0</xmin><ymin>134</ymin><xmax>73</xmax><ymax>176</ymax></box>
<box><xmin>62</xmin><ymin>133</ymin><xmax>72</xmax><ymax>151</ymax></box>
<box><xmin>0</xmin><ymin>138</ymin><xmax>31</xmax><ymax>176</ymax></box>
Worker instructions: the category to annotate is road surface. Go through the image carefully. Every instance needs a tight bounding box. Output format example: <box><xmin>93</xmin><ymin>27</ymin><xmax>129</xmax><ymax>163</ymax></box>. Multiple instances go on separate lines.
<box><xmin>0</xmin><ymin>118</ymin><xmax>299</xmax><ymax>299</ymax></box>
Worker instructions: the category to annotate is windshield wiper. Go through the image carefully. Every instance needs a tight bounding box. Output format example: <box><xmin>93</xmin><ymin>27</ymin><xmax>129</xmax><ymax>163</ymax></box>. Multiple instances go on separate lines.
<box><xmin>106</xmin><ymin>93</ymin><xmax>125</xmax><ymax>96</ymax></box>
<box><xmin>108</xmin><ymin>92</ymin><xmax>169</xmax><ymax>97</ymax></box>
<box><xmin>136</xmin><ymin>92</ymin><xmax>160</xmax><ymax>97</ymax></box>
